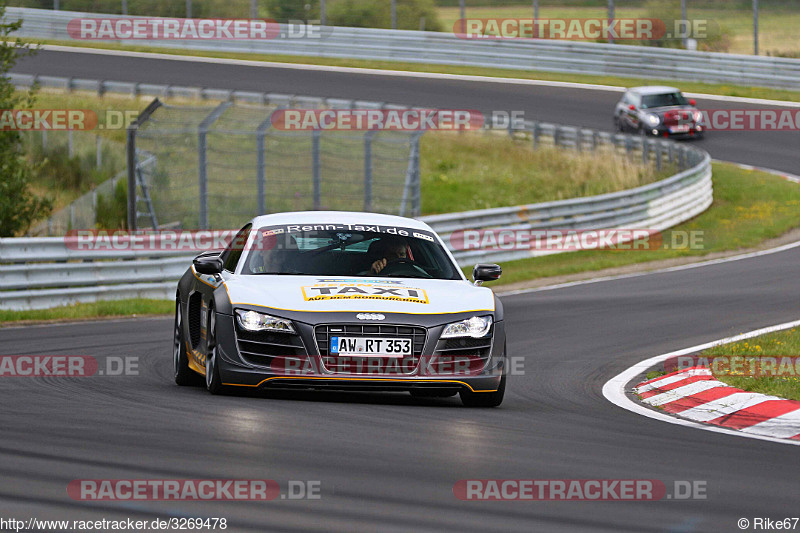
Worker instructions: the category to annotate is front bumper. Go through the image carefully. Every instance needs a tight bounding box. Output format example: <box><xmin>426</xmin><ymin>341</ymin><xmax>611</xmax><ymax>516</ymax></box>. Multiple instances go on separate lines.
<box><xmin>646</xmin><ymin>124</ymin><xmax>704</xmax><ymax>137</ymax></box>
<box><xmin>213</xmin><ymin>311</ymin><xmax>506</xmax><ymax>393</ymax></box>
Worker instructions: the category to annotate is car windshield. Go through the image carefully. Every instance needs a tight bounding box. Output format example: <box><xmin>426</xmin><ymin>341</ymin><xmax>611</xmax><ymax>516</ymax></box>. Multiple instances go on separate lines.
<box><xmin>640</xmin><ymin>92</ymin><xmax>689</xmax><ymax>109</ymax></box>
<box><xmin>238</xmin><ymin>224</ymin><xmax>462</xmax><ymax>280</ymax></box>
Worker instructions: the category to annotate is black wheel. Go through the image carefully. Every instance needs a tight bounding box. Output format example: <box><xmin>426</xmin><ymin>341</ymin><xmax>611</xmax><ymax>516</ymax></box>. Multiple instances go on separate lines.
<box><xmin>614</xmin><ymin>115</ymin><xmax>624</xmax><ymax>133</ymax></box>
<box><xmin>205</xmin><ymin>307</ymin><xmax>225</xmax><ymax>395</ymax></box>
<box><xmin>410</xmin><ymin>389</ymin><xmax>458</xmax><ymax>399</ymax></box>
<box><xmin>174</xmin><ymin>299</ymin><xmax>199</xmax><ymax>386</ymax></box>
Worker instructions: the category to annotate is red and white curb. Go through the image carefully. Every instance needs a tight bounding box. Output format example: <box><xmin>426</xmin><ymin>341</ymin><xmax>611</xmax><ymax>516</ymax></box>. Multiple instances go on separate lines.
<box><xmin>634</xmin><ymin>366</ymin><xmax>800</xmax><ymax>441</ymax></box>
<box><xmin>603</xmin><ymin>318</ymin><xmax>800</xmax><ymax>446</ymax></box>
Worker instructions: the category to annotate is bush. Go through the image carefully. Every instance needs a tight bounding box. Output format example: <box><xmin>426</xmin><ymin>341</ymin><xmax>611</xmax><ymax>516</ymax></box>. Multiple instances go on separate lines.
<box><xmin>637</xmin><ymin>0</ymin><xmax>732</xmax><ymax>52</ymax></box>
<box><xmin>95</xmin><ymin>179</ymin><xmax>127</xmax><ymax>229</ymax></box>
<box><xmin>264</xmin><ymin>0</ymin><xmax>319</xmax><ymax>22</ymax></box>
<box><xmin>0</xmin><ymin>6</ymin><xmax>52</xmax><ymax>237</ymax></box>
<box><xmin>328</xmin><ymin>0</ymin><xmax>442</xmax><ymax>31</ymax></box>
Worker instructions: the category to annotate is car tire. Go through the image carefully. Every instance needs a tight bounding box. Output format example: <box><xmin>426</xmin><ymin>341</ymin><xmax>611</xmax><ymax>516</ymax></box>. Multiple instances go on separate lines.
<box><xmin>174</xmin><ymin>299</ymin><xmax>199</xmax><ymax>386</ymax></box>
<box><xmin>614</xmin><ymin>115</ymin><xmax>624</xmax><ymax>133</ymax></box>
<box><xmin>205</xmin><ymin>307</ymin><xmax>225</xmax><ymax>395</ymax></box>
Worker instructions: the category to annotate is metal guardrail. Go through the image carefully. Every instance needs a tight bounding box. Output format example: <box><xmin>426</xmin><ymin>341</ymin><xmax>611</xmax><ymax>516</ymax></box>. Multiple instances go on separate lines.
<box><xmin>6</xmin><ymin>7</ymin><xmax>800</xmax><ymax>89</ymax></box>
<box><xmin>0</xmin><ymin>115</ymin><xmax>711</xmax><ymax>310</ymax></box>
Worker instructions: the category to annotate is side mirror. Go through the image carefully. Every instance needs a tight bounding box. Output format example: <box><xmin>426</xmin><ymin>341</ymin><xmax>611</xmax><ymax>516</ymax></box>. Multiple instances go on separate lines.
<box><xmin>193</xmin><ymin>255</ymin><xmax>223</xmax><ymax>275</ymax></box>
<box><xmin>689</xmin><ymin>99</ymin><xmax>696</xmax><ymax>106</ymax></box>
<box><xmin>628</xmin><ymin>104</ymin><xmax>636</xmax><ymax>111</ymax></box>
<box><xmin>472</xmin><ymin>263</ymin><xmax>502</xmax><ymax>285</ymax></box>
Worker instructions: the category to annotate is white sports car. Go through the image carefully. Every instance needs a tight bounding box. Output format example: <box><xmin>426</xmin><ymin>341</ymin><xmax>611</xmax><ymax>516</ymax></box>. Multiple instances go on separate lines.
<box><xmin>173</xmin><ymin>211</ymin><xmax>506</xmax><ymax>406</ymax></box>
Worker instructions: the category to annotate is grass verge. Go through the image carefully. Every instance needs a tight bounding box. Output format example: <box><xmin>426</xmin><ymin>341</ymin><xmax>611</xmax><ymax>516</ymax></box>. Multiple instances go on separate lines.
<box><xmin>0</xmin><ymin>298</ymin><xmax>173</xmax><ymax>324</ymax></box>
<box><xmin>485</xmin><ymin>162</ymin><xmax>800</xmax><ymax>286</ymax></box>
<box><xmin>420</xmin><ymin>131</ymin><xmax>670</xmax><ymax>214</ymax></box>
<box><xmin>437</xmin><ymin>5</ymin><xmax>800</xmax><ymax>58</ymax></box>
<box><xmin>701</xmin><ymin>327</ymin><xmax>800</xmax><ymax>401</ymax></box>
<box><xmin>22</xmin><ymin>38</ymin><xmax>800</xmax><ymax>103</ymax></box>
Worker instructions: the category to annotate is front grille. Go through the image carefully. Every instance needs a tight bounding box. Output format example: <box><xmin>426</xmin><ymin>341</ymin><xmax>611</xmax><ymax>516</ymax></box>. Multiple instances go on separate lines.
<box><xmin>236</xmin><ymin>329</ymin><xmax>307</xmax><ymax>369</ymax></box>
<box><xmin>662</xmin><ymin>110</ymin><xmax>693</xmax><ymax>126</ymax></box>
<box><xmin>430</xmin><ymin>333</ymin><xmax>493</xmax><ymax>375</ymax></box>
<box><xmin>315</xmin><ymin>324</ymin><xmax>426</xmax><ymax>375</ymax></box>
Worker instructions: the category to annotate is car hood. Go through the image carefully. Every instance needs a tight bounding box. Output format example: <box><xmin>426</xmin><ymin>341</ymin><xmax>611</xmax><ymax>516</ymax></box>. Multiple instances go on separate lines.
<box><xmin>223</xmin><ymin>275</ymin><xmax>496</xmax><ymax>315</ymax></box>
<box><xmin>646</xmin><ymin>105</ymin><xmax>697</xmax><ymax>116</ymax></box>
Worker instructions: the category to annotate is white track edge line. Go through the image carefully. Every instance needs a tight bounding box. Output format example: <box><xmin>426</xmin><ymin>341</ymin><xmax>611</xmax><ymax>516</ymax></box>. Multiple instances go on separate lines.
<box><xmin>602</xmin><ymin>319</ymin><xmax>800</xmax><ymax>446</ymax></box>
<box><xmin>36</xmin><ymin>44</ymin><xmax>800</xmax><ymax>108</ymax></box>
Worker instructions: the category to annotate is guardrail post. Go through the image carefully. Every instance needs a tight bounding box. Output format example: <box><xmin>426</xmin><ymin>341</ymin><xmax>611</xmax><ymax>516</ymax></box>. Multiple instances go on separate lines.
<box><xmin>92</xmin><ymin>190</ymin><xmax>98</xmax><ymax>226</ymax></box>
<box><xmin>127</xmin><ymin>99</ymin><xmax>163</xmax><ymax>231</ymax></box>
<box><xmin>256</xmin><ymin>108</ymin><xmax>280</xmax><ymax>216</ymax></box>
<box><xmin>655</xmin><ymin>143</ymin><xmax>662</xmax><ymax>171</ymax></box>
<box><xmin>553</xmin><ymin>127</ymin><xmax>561</xmax><ymax>147</ymax></box>
<box><xmin>364</xmin><ymin>130</ymin><xmax>376</xmax><ymax>211</ymax></box>
<box><xmin>642</xmin><ymin>138</ymin><xmax>649</xmax><ymax>164</ymax></box>
<box><xmin>532</xmin><ymin>122</ymin><xmax>540</xmax><ymax>148</ymax></box>
<box><xmin>96</xmin><ymin>135</ymin><xmax>102</xmax><ymax>169</ymax></box>
<box><xmin>312</xmin><ymin>130</ymin><xmax>321</xmax><ymax>210</ymax></box>
<box><xmin>397</xmin><ymin>132</ymin><xmax>423</xmax><ymax>217</ymax></box>
<box><xmin>197</xmin><ymin>102</ymin><xmax>231</xmax><ymax>229</ymax></box>
<box><xmin>41</xmin><ymin>130</ymin><xmax>47</xmax><ymax>151</ymax></box>
<box><xmin>68</xmin><ymin>130</ymin><xmax>73</xmax><ymax>158</ymax></box>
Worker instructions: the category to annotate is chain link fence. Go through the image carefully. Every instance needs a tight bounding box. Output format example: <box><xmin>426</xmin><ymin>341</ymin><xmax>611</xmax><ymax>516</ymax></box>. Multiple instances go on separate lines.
<box><xmin>129</xmin><ymin>99</ymin><xmax>421</xmax><ymax>230</ymax></box>
<box><xmin>26</xmin><ymin>129</ymin><xmax>127</xmax><ymax>236</ymax></box>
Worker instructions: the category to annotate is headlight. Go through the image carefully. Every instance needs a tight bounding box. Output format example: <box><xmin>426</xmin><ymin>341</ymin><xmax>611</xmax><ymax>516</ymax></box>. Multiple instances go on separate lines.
<box><xmin>693</xmin><ymin>110</ymin><xmax>703</xmax><ymax>123</ymax></box>
<box><xmin>440</xmin><ymin>316</ymin><xmax>492</xmax><ymax>339</ymax></box>
<box><xmin>235</xmin><ymin>309</ymin><xmax>295</xmax><ymax>333</ymax></box>
<box><xmin>645</xmin><ymin>113</ymin><xmax>660</xmax><ymax>126</ymax></box>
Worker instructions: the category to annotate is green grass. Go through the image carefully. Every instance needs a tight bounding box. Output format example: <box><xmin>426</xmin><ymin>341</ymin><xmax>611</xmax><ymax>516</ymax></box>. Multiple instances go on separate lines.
<box><xmin>484</xmin><ymin>162</ymin><xmax>800</xmax><ymax>286</ymax></box>
<box><xmin>701</xmin><ymin>327</ymin><xmax>800</xmax><ymax>401</ymax></box>
<box><xmin>0</xmin><ymin>298</ymin><xmax>173</xmax><ymax>324</ymax></box>
<box><xmin>20</xmin><ymin>38</ymin><xmax>800</xmax><ymax>103</ymax></box>
<box><xmin>420</xmin><ymin>131</ymin><xmax>670</xmax><ymax>214</ymax></box>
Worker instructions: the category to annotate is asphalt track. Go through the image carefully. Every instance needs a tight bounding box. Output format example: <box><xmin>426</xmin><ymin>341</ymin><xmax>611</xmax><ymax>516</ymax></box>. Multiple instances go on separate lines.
<box><xmin>10</xmin><ymin>47</ymin><xmax>800</xmax><ymax>174</ymax></box>
<box><xmin>2</xmin><ymin>49</ymin><xmax>800</xmax><ymax>531</ymax></box>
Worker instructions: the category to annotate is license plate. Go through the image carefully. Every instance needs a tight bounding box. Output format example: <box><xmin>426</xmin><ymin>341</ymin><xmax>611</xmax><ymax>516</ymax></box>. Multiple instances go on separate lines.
<box><xmin>330</xmin><ymin>337</ymin><xmax>411</xmax><ymax>357</ymax></box>
<box><xmin>669</xmin><ymin>124</ymin><xmax>691</xmax><ymax>133</ymax></box>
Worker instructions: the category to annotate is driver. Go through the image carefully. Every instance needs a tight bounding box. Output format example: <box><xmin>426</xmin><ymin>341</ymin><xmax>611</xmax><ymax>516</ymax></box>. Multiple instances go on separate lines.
<box><xmin>369</xmin><ymin>236</ymin><xmax>411</xmax><ymax>274</ymax></box>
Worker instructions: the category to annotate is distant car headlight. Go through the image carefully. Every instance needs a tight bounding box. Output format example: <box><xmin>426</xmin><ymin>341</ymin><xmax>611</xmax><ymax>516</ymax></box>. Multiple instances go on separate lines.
<box><xmin>693</xmin><ymin>110</ymin><xmax>703</xmax><ymax>123</ymax></box>
<box><xmin>440</xmin><ymin>316</ymin><xmax>492</xmax><ymax>339</ymax></box>
<box><xmin>645</xmin><ymin>113</ymin><xmax>660</xmax><ymax>126</ymax></box>
<box><xmin>235</xmin><ymin>309</ymin><xmax>295</xmax><ymax>333</ymax></box>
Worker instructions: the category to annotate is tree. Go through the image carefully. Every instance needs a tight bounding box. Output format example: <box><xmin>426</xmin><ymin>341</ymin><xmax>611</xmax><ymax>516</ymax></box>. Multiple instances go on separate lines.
<box><xmin>0</xmin><ymin>4</ymin><xmax>51</xmax><ymax>237</ymax></box>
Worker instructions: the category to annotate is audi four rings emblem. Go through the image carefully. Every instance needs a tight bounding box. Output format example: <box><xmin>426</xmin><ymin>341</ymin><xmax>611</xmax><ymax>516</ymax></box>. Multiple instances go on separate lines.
<box><xmin>356</xmin><ymin>313</ymin><xmax>385</xmax><ymax>320</ymax></box>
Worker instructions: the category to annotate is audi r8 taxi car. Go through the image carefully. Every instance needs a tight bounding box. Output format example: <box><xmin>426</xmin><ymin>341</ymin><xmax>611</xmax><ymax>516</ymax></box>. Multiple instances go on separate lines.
<box><xmin>173</xmin><ymin>211</ymin><xmax>506</xmax><ymax>407</ymax></box>
<box><xmin>614</xmin><ymin>86</ymin><xmax>704</xmax><ymax>138</ymax></box>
